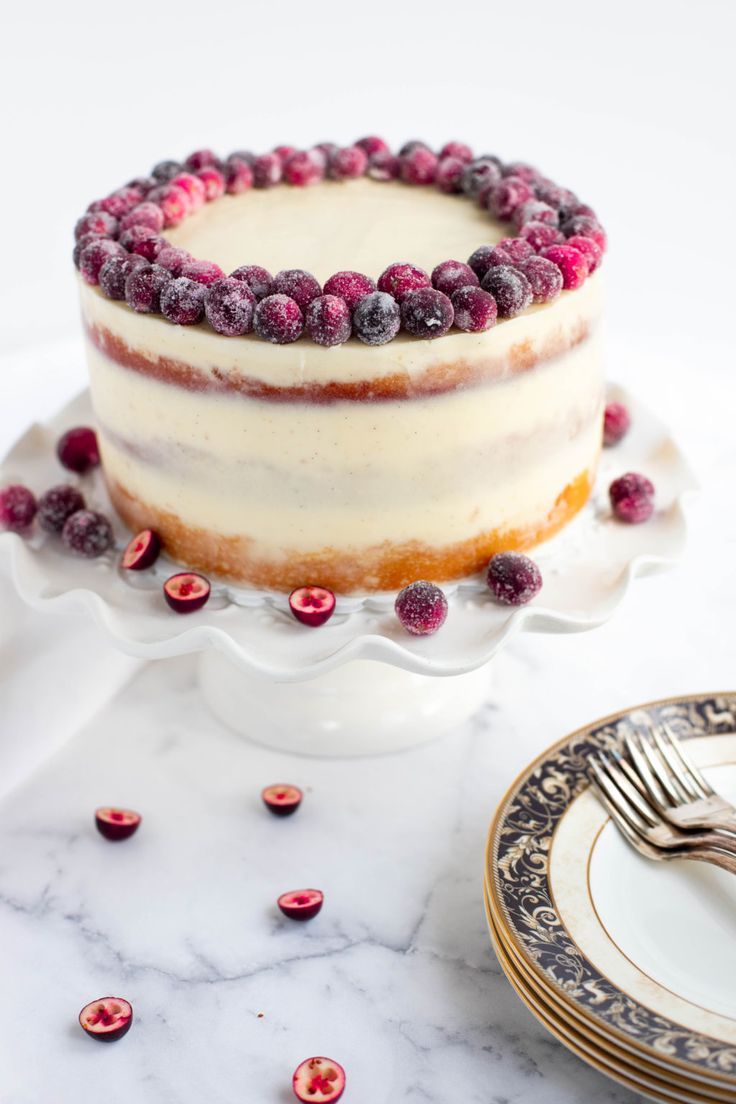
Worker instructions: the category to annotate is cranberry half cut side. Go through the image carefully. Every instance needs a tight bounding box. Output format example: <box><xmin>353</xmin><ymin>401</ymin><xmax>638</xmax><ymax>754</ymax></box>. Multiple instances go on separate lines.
<box><xmin>95</xmin><ymin>807</ymin><xmax>142</xmax><ymax>841</ymax></box>
<box><xmin>262</xmin><ymin>784</ymin><xmax>303</xmax><ymax>817</ymax></box>
<box><xmin>293</xmin><ymin>1056</ymin><xmax>346</xmax><ymax>1102</ymax></box>
<box><xmin>163</xmin><ymin>572</ymin><xmax>211</xmax><ymax>613</ymax></box>
<box><xmin>121</xmin><ymin>529</ymin><xmax>161</xmax><ymax>570</ymax></box>
<box><xmin>289</xmin><ymin>585</ymin><xmax>335</xmax><ymax>627</ymax></box>
<box><xmin>79</xmin><ymin>997</ymin><xmax>133</xmax><ymax>1042</ymax></box>
<box><xmin>278</xmin><ymin>888</ymin><xmax>324</xmax><ymax>921</ymax></box>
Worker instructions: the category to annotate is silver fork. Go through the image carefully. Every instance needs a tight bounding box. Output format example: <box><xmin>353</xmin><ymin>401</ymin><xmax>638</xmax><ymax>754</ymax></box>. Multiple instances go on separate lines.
<box><xmin>623</xmin><ymin>721</ymin><xmax>736</xmax><ymax>834</ymax></box>
<box><xmin>588</xmin><ymin>754</ymin><xmax>736</xmax><ymax>873</ymax></box>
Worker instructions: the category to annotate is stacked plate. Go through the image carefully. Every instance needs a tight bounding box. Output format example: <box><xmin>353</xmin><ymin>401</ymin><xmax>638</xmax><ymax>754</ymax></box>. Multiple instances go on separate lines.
<box><xmin>484</xmin><ymin>694</ymin><xmax>736</xmax><ymax>1103</ymax></box>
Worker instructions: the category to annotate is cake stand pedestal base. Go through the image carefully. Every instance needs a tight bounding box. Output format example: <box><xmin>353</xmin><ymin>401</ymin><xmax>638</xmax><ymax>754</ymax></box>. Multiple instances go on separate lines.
<box><xmin>198</xmin><ymin>650</ymin><xmax>492</xmax><ymax>757</ymax></box>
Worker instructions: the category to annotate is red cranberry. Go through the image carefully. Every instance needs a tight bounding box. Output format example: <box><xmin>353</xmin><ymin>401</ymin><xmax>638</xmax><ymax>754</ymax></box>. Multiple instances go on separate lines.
<box><xmin>224</xmin><ymin>157</ymin><xmax>254</xmax><ymax>194</ymax></box>
<box><xmin>293</xmin><ymin>1057</ymin><xmax>346</xmax><ymax>1104</ymax></box>
<box><xmin>0</xmin><ymin>485</ymin><xmax>37</xmax><ymax>531</ymax></box>
<box><xmin>231</xmin><ymin>264</ymin><xmax>273</xmax><ymax>300</ymax></box>
<box><xmin>227</xmin><ymin>150</ymin><xmax>255</xmax><ymax>166</ymax></box>
<box><xmin>431</xmin><ymin>260</ymin><xmax>479</xmax><ymax>297</ymax></box>
<box><xmin>155</xmin><ymin>246</ymin><xmax>193</xmax><ymax>277</ymax></box>
<box><xmin>435</xmin><ymin>156</ymin><xmax>464</xmax><ymax>193</ymax></box>
<box><xmin>170</xmin><ymin>172</ymin><xmax>206</xmax><ymax>211</ymax></box>
<box><xmin>79</xmin><ymin>998</ymin><xmax>133</xmax><ymax>1043</ymax></box>
<box><xmin>305</xmin><ymin>295</ymin><xmax>351</xmax><ymax>346</ymax></box>
<box><xmin>562</xmin><ymin>214</ymin><xmax>607</xmax><ymax>251</ymax></box>
<box><xmin>512</xmin><ymin>199</ymin><xmax>558</xmax><ymax>230</ymax></box>
<box><xmin>126</xmin><ymin>176</ymin><xmax>156</xmax><ymax>196</ymax></box>
<box><xmin>252</xmin><ymin>152</ymin><xmax>282</xmax><ymax>188</ymax></box>
<box><xmin>481</xmin><ymin>265</ymin><xmax>532</xmax><ymax>317</ymax></box>
<box><xmin>79</xmin><ymin>238</ymin><xmax>125</xmax><ymax>285</ymax></box>
<box><xmin>57</xmin><ymin>426</ymin><xmax>100</xmax><ymax>473</ymax></box>
<box><xmin>204</xmin><ymin>277</ymin><xmax>256</xmax><ymax>336</ymax></box>
<box><xmin>196</xmin><ymin>166</ymin><xmax>225</xmax><ymax>201</ymax></box>
<box><xmin>151</xmin><ymin>159</ymin><xmax>183</xmax><ymax>182</ymax></box>
<box><xmin>312</xmin><ymin>143</ymin><xmax>336</xmax><ymax>163</ymax></box>
<box><xmin>439</xmin><ymin>140</ymin><xmax>473</xmax><ymax>163</ymax></box>
<box><xmin>271</xmin><ymin>269</ymin><xmax>321</xmax><ymax>311</ymax></box>
<box><xmin>540</xmin><ymin>244</ymin><xmax>589</xmax><ymax>289</ymax></box>
<box><xmin>536</xmin><ymin>180</ymin><xmax>578</xmax><ymax>210</ymax></box>
<box><xmin>73</xmin><ymin>232</ymin><xmax>104</xmax><ymax>269</ymax></box>
<box><xmin>401</xmin><ymin>287</ymin><xmax>453</xmax><ymax>339</ymax></box>
<box><xmin>261</xmin><ymin>784</ymin><xmax>303</xmax><ymax>817</ymax></box>
<box><xmin>147</xmin><ymin>184</ymin><xmax>190</xmax><ymax>227</ymax></box>
<box><xmin>99</xmin><ymin>253</ymin><xmax>147</xmax><ymax>299</ymax></box>
<box><xmin>400</xmin><ymin>147</ymin><xmax>438</xmax><ymax>185</ymax></box>
<box><xmin>184</xmin><ymin>148</ymin><xmax>220</xmax><ymax>172</ymax></box>
<box><xmin>273</xmin><ymin>144</ymin><xmax>297</xmax><ymax>165</ymax></box>
<box><xmin>37</xmin><ymin>485</ymin><xmax>86</xmax><ymax>533</ymax></box>
<box><xmin>125</xmin><ymin>262</ymin><xmax>171</xmax><ymax>313</ymax></box>
<box><xmin>62</xmin><ymin>510</ymin><xmax>113</xmax><ymax>557</ymax></box>
<box><xmin>609</xmin><ymin>472</ymin><xmax>655</xmax><ymax>523</ymax></box>
<box><xmin>119</xmin><ymin>202</ymin><xmax>165</xmax><ymax>234</ymax></box>
<box><xmin>487</xmin><ymin>552</ymin><xmax>542</xmax><ymax>606</ymax></box>
<box><xmin>323</xmin><ymin>270</ymin><xmax>375</xmax><ymax>310</ymax></box>
<box><xmin>255</xmin><ymin>294</ymin><xmax>304</xmax><ymax>344</ymax></box>
<box><xmin>516</xmin><ymin>256</ymin><xmax>563</xmax><ymax>304</ymax></box>
<box><xmin>519</xmin><ymin>221</ymin><xmax>563</xmax><ymax>251</ymax></box>
<box><xmin>367</xmin><ymin>150</ymin><xmax>400</xmax><ymax>181</ymax></box>
<box><xmin>284</xmin><ymin>150</ymin><xmax>324</xmax><ymax>186</ymax></box>
<box><xmin>356</xmin><ymin>135</ymin><xmax>389</xmax><ymax>156</ymax></box>
<box><xmin>377</xmin><ymin>262</ymin><xmax>430</xmax><ymax>303</ymax></box>
<box><xmin>163</xmin><ymin>572</ymin><xmax>211</xmax><ymax>612</ymax></box>
<box><xmin>74</xmin><ymin>210</ymin><xmax>118</xmax><ymax>241</ymax></box>
<box><xmin>352</xmin><ymin>291</ymin><xmax>401</xmax><ymax>345</ymax></box>
<box><xmin>289</xmin><ymin>585</ymin><xmax>336</xmax><ymax>627</ymax></box>
<box><xmin>395</xmin><ymin>580</ymin><xmax>448</xmax><ymax>636</ymax></box>
<box><xmin>121</xmin><ymin>528</ymin><xmax>161</xmax><ymax>570</ymax></box>
<box><xmin>277</xmin><ymin>888</ymin><xmax>324</xmax><ymax>921</ymax></box>
<box><xmin>496</xmin><ymin>237</ymin><xmax>535</xmax><ymax>263</ymax></box>
<box><xmin>118</xmin><ymin>225</ymin><xmax>165</xmax><ymax>261</ymax></box>
<box><xmin>95</xmin><ymin>807</ymin><xmax>142</xmax><ymax>841</ymax></box>
<box><xmin>181</xmin><ymin>259</ymin><xmax>225</xmax><ymax>286</ymax></box>
<box><xmin>461</xmin><ymin>158</ymin><xmax>502</xmax><ymax>199</ymax></box>
<box><xmin>451</xmin><ymin>286</ymin><xmax>497</xmax><ymax>332</ymax></box>
<box><xmin>160</xmin><ymin>277</ymin><xmax>207</xmax><ymax>324</ymax></box>
<box><xmin>327</xmin><ymin>145</ymin><xmax>368</xmax><ymax>180</ymax></box>
<box><xmin>566</xmin><ymin>234</ymin><xmax>603</xmax><ymax>274</ymax></box>
<box><xmin>603</xmin><ymin>401</ymin><xmax>631</xmax><ymax>446</ymax></box>
<box><xmin>88</xmin><ymin>189</ymin><xmax>138</xmax><ymax>219</ymax></box>
<box><xmin>487</xmin><ymin>176</ymin><xmax>534</xmax><ymax>220</ymax></box>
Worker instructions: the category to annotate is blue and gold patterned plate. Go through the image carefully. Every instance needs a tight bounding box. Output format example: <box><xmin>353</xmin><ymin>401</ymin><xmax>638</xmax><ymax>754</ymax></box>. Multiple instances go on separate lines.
<box><xmin>485</xmin><ymin>694</ymin><xmax>736</xmax><ymax>1092</ymax></box>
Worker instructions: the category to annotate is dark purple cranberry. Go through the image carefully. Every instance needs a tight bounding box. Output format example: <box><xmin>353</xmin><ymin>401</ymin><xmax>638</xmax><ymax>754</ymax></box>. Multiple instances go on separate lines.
<box><xmin>184</xmin><ymin>148</ymin><xmax>220</xmax><ymax>172</ymax></box>
<box><xmin>79</xmin><ymin>239</ymin><xmax>125</xmax><ymax>285</ymax></box>
<box><xmin>451</xmin><ymin>286</ymin><xmax>497</xmax><ymax>332</ymax></box>
<box><xmin>160</xmin><ymin>277</ymin><xmax>207</xmax><ymax>325</ymax></box>
<box><xmin>146</xmin><ymin>184</ymin><xmax>189</xmax><ymax>227</ymax></box>
<box><xmin>401</xmin><ymin>288</ymin><xmax>454</xmax><ymax>339</ymax></box>
<box><xmin>439</xmin><ymin>140</ymin><xmax>473</xmax><ymax>163</ymax></box>
<box><xmin>227</xmin><ymin>149</ymin><xmax>255</xmax><ymax>166</ymax></box>
<box><xmin>519</xmin><ymin>221</ymin><xmax>563</xmax><ymax>252</ymax></box>
<box><xmin>487</xmin><ymin>176</ymin><xmax>534</xmax><ymax>220</ymax></box>
<box><xmin>512</xmin><ymin>200</ymin><xmax>558</xmax><ymax>230</ymax></box>
<box><xmin>400</xmin><ymin>147</ymin><xmax>438</xmax><ymax>185</ymax></box>
<box><xmin>73</xmin><ymin>232</ymin><xmax>104</xmax><ymax>269</ymax></box>
<box><xmin>252</xmin><ymin>152</ymin><xmax>282</xmax><ymax>188</ymax></box>
<box><xmin>516</xmin><ymin>256</ymin><xmax>563</xmax><ymax>304</ymax></box>
<box><xmin>0</xmin><ymin>485</ymin><xmax>37</xmax><ymax>531</ymax></box>
<box><xmin>255</xmin><ymin>294</ymin><xmax>304</xmax><ymax>344</ymax></box>
<box><xmin>487</xmin><ymin>552</ymin><xmax>543</xmax><ymax>606</ymax></box>
<box><xmin>37</xmin><ymin>485</ymin><xmax>85</xmax><ymax>534</ymax></box>
<box><xmin>609</xmin><ymin>472</ymin><xmax>655</xmax><ymax>523</ymax></box>
<box><xmin>356</xmin><ymin>135</ymin><xmax>389</xmax><ymax>156</ymax></box>
<box><xmin>118</xmin><ymin>225</ymin><xmax>165</xmax><ymax>261</ymax></box>
<box><xmin>323</xmin><ymin>270</ymin><xmax>375</xmax><ymax>310</ymax></box>
<box><xmin>461</xmin><ymin>158</ymin><xmax>502</xmax><ymax>199</ymax></box>
<box><xmin>561</xmin><ymin>214</ymin><xmax>607</xmax><ymax>251</ymax></box>
<box><xmin>125</xmin><ymin>262</ymin><xmax>171</xmax><ymax>313</ymax></box>
<box><xmin>503</xmin><ymin>161</ymin><xmax>540</xmax><ymax>184</ymax></box>
<box><xmin>495</xmin><ymin>237</ymin><xmax>535</xmax><ymax>263</ymax></box>
<box><xmin>435</xmin><ymin>156</ymin><xmax>464</xmax><ymax>193</ymax></box>
<box><xmin>367</xmin><ymin>151</ymin><xmax>400</xmax><ymax>181</ymax></box>
<box><xmin>62</xmin><ymin>510</ymin><xmax>114</xmax><ymax>557</ymax></box>
<box><xmin>57</xmin><ymin>427</ymin><xmax>100</xmax><ymax>473</ymax></box>
<box><xmin>155</xmin><ymin>246</ymin><xmax>192</xmax><ymax>276</ymax></box>
<box><xmin>126</xmin><ymin>176</ymin><xmax>156</xmax><ymax>196</ymax></box>
<box><xmin>231</xmin><ymin>264</ymin><xmax>272</xmax><ymax>300</ymax></box>
<box><xmin>603</xmin><ymin>402</ymin><xmax>631</xmax><ymax>447</ymax></box>
<box><xmin>204</xmin><ymin>277</ymin><xmax>256</xmax><ymax>336</ymax></box>
<box><xmin>431</xmin><ymin>260</ymin><xmax>479</xmax><ymax>297</ymax></box>
<box><xmin>224</xmin><ymin>157</ymin><xmax>253</xmax><ymax>194</ymax></box>
<box><xmin>74</xmin><ymin>210</ymin><xmax>118</xmax><ymax>241</ymax></box>
<box><xmin>283</xmin><ymin>151</ymin><xmax>324</xmax><ymax>186</ymax></box>
<box><xmin>467</xmin><ymin>245</ymin><xmax>499</xmax><ymax>282</ymax></box>
<box><xmin>395</xmin><ymin>580</ymin><xmax>448</xmax><ymax>636</ymax></box>
<box><xmin>481</xmin><ymin>265</ymin><xmax>533</xmax><ymax>318</ymax></box>
<box><xmin>180</xmin><ymin>259</ymin><xmax>225</xmax><ymax>286</ymax></box>
<box><xmin>377</xmin><ymin>262</ymin><xmax>430</xmax><ymax>303</ymax></box>
<box><xmin>119</xmin><ymin>202</ymin><xmax>165</xmax><ymax>234</ymax></box>
<box><xmin>327</xmin><ymin>146</ymin><xmax>368</xmax><ymax>180</ymax></box>
<box><xmin>566</xmin><ymin>234</ymin><xmax>603</xmax><ymax>274</ymax></box>
<box><xmin>196</xmin><ymin>166</ymin><xmax>225</xmax><ymax>201</ymax></box>
<box><xmin>151</xmin><ymin>159</ymin><xmax>183</xmax><ymax>182</ymax></box>
<box><xmin>271</xmin><ymin>269</ymin><xmax>321</xmax><ymax>311</ymax></box>
<box><xmin>305</xmin><ymin>295</ymin><xmax>352</xmax><ymax>346</ymax></box>
<box><xmin>352</xmin><ymin>292</ymin><xmax>401</xmax><ymax>346</ymax></box>
<box><xmin>398</xmin><ymin>140</ymin><xmax>431</xmax><ymax>156</ymax></box>
<box><xmin>99</xmin><ymin>253</ymin><xmax>147</xmax><ymax>300</ymax></box>
<box><xmin>540</xmin><ymin>245</ymin><xmax>589</xmax><ymax>289</ymax></box>
<box><xmin>536</xmin><ymin>180</ymin><xmax>578</xmax><ymax>210</ymax></box>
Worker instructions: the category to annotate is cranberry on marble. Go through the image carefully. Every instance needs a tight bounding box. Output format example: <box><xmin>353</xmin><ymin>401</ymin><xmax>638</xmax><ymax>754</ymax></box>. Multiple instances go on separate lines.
<box><xmin>262</xmin><ymin>784</ymin><xmax>303</xmax><ymax>816</ymax></box>
<box><xmin>516</xmin><ymin>255</ymin><xmax>563</xmax><ymax>304</ymax></box>
<box><xmin>204</xmin><ymin>277</ymin><xmax>256</xmax><ymax>336</ymax></box>
<box><xmin>431</xmin><ymin>260</ymin><xmax>479</xmax><ymax>296</ymax></box>
<box><xmin>481</xmin><ymin>265</ymin><xmax>533</xmax><ymax>317</ymax></box>
<box><xmin>62</xmin><ymin>510</ymin><xmax>113</xmax><ymax>557</ymax></box>
<box><xmin>147</xmin><ymin>183</ymin><xmax>190</xmax><ymax>227</ymax></box>
<box><xmin>400</xmin><ymin>147</ymin><xmax>438</xmax><ymax>185</ymax></box>
<box><xmin>271</xmin><ymin>269</ymin><xmax>321</xmax><ymax>311</ymax></box>
<box><xmin>487</xmin><ymin>552</ymin><xmax>543</xmax><ymax>606</ymax></box>
<box><xmin>356</xmin><ymin>135</ymin><xmax>389</xmax><ymax>156</ymax></box>
<box><xmin>160</xmin><ymin>276</ymin><xmax>207</xmax><ymax>324</ymax></box>
<box><xmin>125</xmin><ymin>262</ymin><xmax>172</xmax><ymax>312</ymax></box>
<box><xmin>603</xmin><ymin>401</ymin><xmax>631</xmax><ymax>446</ymax></box>
<box><xmin>95</xmin><ymin>807</ymin><xmax>142</xmax><ymax>841</ymax></box>
<box><xmin>74</xmin><ymin>210</ymin><xmax>118</xmax><ymax>241</ymax></box>
<box><xmin>252</xmin><ymin>152</ymin><xmax>283</xmax><ymax>188</ymax></box>
<box><xmin>565</xmin><ymin>234</ymin><xmax>603</xmax><ymax>274</ymax></box>
<box><xmin>609</xmin><ymin>472</ymin><xmax>655</xmax><ymax>523</ymax></box>
<box><xmin>79</xmin><ymin>997</ymin><xmax>133</xmax><ymax>1043</ymax></box>
<box><xmin>540</xmin><ymin>244</ymin><xmax>589</xmax><ymax>289</ymax></box>
<box><xmin>352</xmin><ymin>291</ymin><xmax>401</xmax><ymax>345</ymax></box>
<box><xmin>57</xmin><ymin>427</ymin><xmax>100</xmax><ymax>473</ymax></box>
<box><xmin>401</xmin><ymin>287</ymin><xmax>454</xmax><ymax>339</ymax></box>
<box><xmin>323</xmin><ymin>270</ymin><xmax>375</xmax><ymax>310</ymax></box>
<box><xmin>224</xmin><ymin>157</ymin><xmax>254</xmax><ymax>194</ymax></box>
<box><xmin>367</xmin><ymin>150</ymin><xmax>400</xmax><ymax>181</ymax></box>
<box><xmin>155</xmin><ymin>245</ymin><xmax>193</xmax><ymax>276</ymax></box>
<box><xmin>278</xmin><ymin>888</ymin><xmax>324</xmax><ymax>921</ymax></box>
<box><xmin>435</xmin><ymin>156</ymin><xmax>465</xmax><ymax>193</ymax></box>
<box><xmin>119</xmin><ymin>202</ymin><xmax>165</xmax><ymax>234</ymax></box>
<box><xmin>254</xmin><ymin>294</ymin><xmax>304</xmax><ymax>344</ymax></box>
<box><xmin>79</xmin><ymin>238</ymin><xmax>125</xmax><ymax>285</ymax></box>
<box><xmin>170</xmin><ymin>171</ymin><xmax>206</xmax><ymax>211</ymax></box>
<box><xmin>305</xmin><ymin>295</ymin><xmax>352</xmax><ymax>346</ymax></box>
<box><xmin>196</xmin><ymin>166</ymin><xmax>225</xmax><ymax>201</ymax></box>
<box><xmin>327</xmin><ymin>146</ymin><xmax>368</xmax><ymax>180</ymax></box>
<box><xmin>451</xmin><ymin>285</ymin><xmax>497</xmax><ymax>332</ymax></box>
<box><xmin>231</xmin><ymin>264</ymin><xmax>273</xmax><ymax>300</ymax></box>
<box><xmin>377</xmin><ymin>262</ymin><xmax>430</xmax><ymax>303</ymax></box>
<box><xmin>395</xmin><ymin>580</ymin><xmax>448</xmax><ymax>635</ymax></box>
<box><xmin>99</xmin><ymin>253</ymin><xmax>147</xmax><ymax>300</ymax></box>
<box><xmin>181</xmin><ymin>259</ymin><xmax>225</xmax><ymax>286</ymax></box>
<box><xmin>519</xmin><ymin>221</ymin><xmax>564</xmax><ymax>251</ymax></box>
<box><xmin>293</xmin><ymin>1057</ymin><xmax>346</xmax><ymax>1104</ymax></box>
<box><xmin>0</xmin><ymin>485</ymin><xmax>37</xmax><ymax>531</ymax></box>
<box><xmin>487</xmin><ymin>176</ymin><xmax>534</xmax><ymax>220</ymax></box>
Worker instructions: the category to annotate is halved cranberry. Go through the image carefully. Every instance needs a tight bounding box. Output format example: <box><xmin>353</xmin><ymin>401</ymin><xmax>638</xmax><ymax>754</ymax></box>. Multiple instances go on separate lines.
<box><xmin>79</xmin><ymin>997</ymin><xmax>133</xmax><ymax>1042</ymax></box>
<box><xmin>262</xmin><ymin>784</ymin><xmax>303</xmax><ymax>817</ymax></box>
<box><xmin>95</xmin><ymin>807</ymin><xmax>142</xmax><ymax>841</ymax></box>
<box><xmin>121</xmin><ymin>529</ymin><xmax>161</xmax><ymax>571</ymax></box>
<box><xmin>278</xmin><ymin>889</ymin><xmax>324</xmax><ymax>921</ymax></box>
<box><xmin>163</xmin><ymin>572</ymin><xmax>211</xmax><ymax>613</ymax></box>
<box><xmin>289</xmin><ymin>586</ymin><xmax>336</xmax><ymax>627</ymax></box>
<box><xmin>57</xmin><ymin>426</ymin><xmax>100</xmax><ymax>473</ymax></box>
<box><xmin>293</xmin><ymin>1056</ymin><xmax>346</xmax><ymax>1102</ymax></box>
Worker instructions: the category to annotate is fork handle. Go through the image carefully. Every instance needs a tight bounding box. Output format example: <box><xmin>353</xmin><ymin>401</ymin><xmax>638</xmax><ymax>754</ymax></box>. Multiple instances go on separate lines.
<box><xmin>676</xmin><ymin>817</ymin><xmax>736</xmax><ymax>837</ymax></box>
<box><xmin>682</xmin><ymin>848</ymin><xmax>736</xmax><ymax>876</ymax></box>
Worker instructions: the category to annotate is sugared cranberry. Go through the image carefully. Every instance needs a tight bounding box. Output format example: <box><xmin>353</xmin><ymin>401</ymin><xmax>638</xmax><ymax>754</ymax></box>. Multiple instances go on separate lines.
<box><xmin>562</xmin><ymin>214</ymin><xmax>607</xmax><ymax>251</ymax></box>
<box><xmin>227</xmin><ymin>150</ymin><xmax>255</xmax><ymax>166</ymax></box>
<box><xmin>481</xmin><ymin>265</ymin><xmax>533</xmax><ymax>318</ymax></box>
<box><xmin>151</xmin><ymin>159</ymin><xmax>183</xmax><ymax>182</ymax></box>
<box><xmin>154</xmin><ymin>246</ymin><xmax>192</xmax><ymax>277</ymax></box>
<box><xmin>603</xmin><ymin>401</ymin><xmax>631</xmax><ymax>446</ymax></box>
<box><xmin>516</xmin><ymin>256</ymin><xmax>563</xmax><ymax>304</ymax></box>
<box><xmin>57</xmin><ymin>426</ymin><xmax>100</xmax><ymax>473</ymax></box>
<box><xmin>273</xmin><ymin>145</ymin><xmax>297</xmax><ymax>165</ymax></box>
<box><xmin>284</xmin><ymin>150</ymin><xmax>324</xmax><ymax>186</ymax></box>
<box><xmin>496</xmin><ymin>237</ymin><xmax>535</xmax><ymax>263</ymax></box>
<box><xmin>147</xmin><ymin>183</ymin><xmax>189</xmax><ymax>227</ymax></box>
<box><xmin>125</xmin><ymin>177</ymin><xmax>155</xmax><ymax>196</ymax></box>
<box><xmin>356</xmin><ymin>135</ymin><xmax>389</xmax><ymax>156</ymax></box>
<box><xmin>62</xmin><ymin>510</ymin><xmax>113</xmax><ymax>557</ymax></box>
<box><xmin>400</xmin><ymin>147</ymin><xmax>438</xmax><ymax>185</ymax></box>
<box><xmin>519</xmin><ymin>221</ymin><xmax>563</xmax><ymax>251</ymax></box>
<box><xmin>305</xmin><ymin>295</ymin><xmax>351</xmax><ymax>347</ymax></box>
<box><xmin>512</xmin><ymin>200</ymin><xmax>558</xmax><ymax>230</ymax></box>
<box><xmin>184</xmin><ymin>148</ymin><xmax>219</xmax><ymax>172</ymax></box>
<box><xmin>252</xmin><ymin>152</ymin><xmax>282</xmax><ymax>188</ymax></box>
<box><xmin>160</xmin><ymin>276</ymin><xmax>206</xmax><ymax>324</ymax></box>
<box><xmin>289</xmin><ymin>585</ymin><xmax>336</xmax><ymax>627</ymax></box>
<box><xmin>119</xmin><ymin>202</ymin><xmax>165</xmax><ymax>234</ymax></box>
<box><xmin>37</xmin><ymin>485</ymin><xmax>85</xmax><ymax>533</ymax></box>
<box><xmin>352</xmin><ymin>291</ymin><xmax>401</xmax><ymax>345</ymax></box>
<box><xmin>121</xmin><ymin>528</ymin><xmax>161</xmax><ymax>570</ymax></box>
<box><xmin>255</xmin><ymin>294</ymin><xmax>304</xmax><ymax>344</ymax></box>
<box><xmin>399</xmin><ymin>139</ymin><xmax>431</xmax><ymax>156</ymax></box>
<box><xmin>74</xmin><ymin>210</ymin><xmax>118</xmax><ymax>241</ymax></box>
<box><xmin>231</xmin><ymin>264</ymin><xmax>273</xmax><ymax>300</ymax></box>
<box><xmin>439</xmin><ymin>140</ymin><xmax>473</xmax><ymax>163</ymax></box>
<box><xmin>377</xmin><ymin>262</ymin><xmax>430</xmax><ymax>303</ymax></box>
<box><xmin>180</xmin><ymin>259</ymin><xmax>225</xmax><ymax>286</ymax></box>
<box><xmin>323</xmin><ymin>270</ymin><xmax>375</xmax><ymax>310</ymax></box>
<box><xmin>271</xmin><ymin>269</ymin><xmax>321</xmax><ymax>311</ymax></box>
<box><xmin>401</xmin><ymin>287</ymin><xmax>453</xmax><ymax>339</ymax></box>
<box><xmin>487</xmin><ymin>176</ymin><xmax>534</xmax><ymax>220</ymax></box>
<box><xmin>451</xmin><ymin>285</ymin><xmax>497</xmax><ymax>332</ymax></box>
<box><xmin>87</xmin><ymin>190</ymin><xmax>137</xmax><ymax>219</ymax></box>
<box><xmin>79</xmin><ymin>238</ymin><xmax>125</xmax><ymax>285</ymax></box>
<box><xmin>609</xmin><ymin>472</ymin><xmax>655</xmax><ymax>523</ymax></box>
<box><xmin>262</xmin><ymin>784</ymin><xmax>303</xmax><ymax>817</ymax></box>
<box><xmin>540</xmin><ymin>244</ymin><xmax>589</xmax><ymax>290</ymax></box>
<box><xmin>170</xmin><ymin>171</ymin><xmax>206</xmax><ymax>211</ymax></box>
<box><xmin>224</xmin><ymin>157</ymin><xmax>254</xmax><ymax>194</ymax></box>
<box><xmin>196</xmin><ymin>166</ymin><xmax>225</xmax><ymax>201</ymax></box>
<box><xmin>163</xmin><ymin>572</ymin><xmax>211</xmax><ymax>612</ymax></box>
<box><xmin>327</xmin><ymin>145</ymin><xmax>368</xmax><ymax>180</ymax></box>
<box><xmin>125</xmin><ymin>262</ymin><xmax>171</xmax><ymax>313</ymax></box>
<box><xmin>293</xmin><ymin>1057</ymin><xmax>346</xmax><ymax>1104</ymax></box>
<box><xmin>467</xmin><ymin>245</ymin><xmax>499</xmax><ymax>281</ymax></box>
<box><xmin>118</xmin><ymin>225</ymin><xmax>165</xmax><ymax>261</ymax></box>
<box><xmin>0</xmin><ymin>485</ymin><xmax>37</xmax><ymax>531</ymax></box>
<box><xmin>431</xmin><ymin>260</ymin><xmax>478</xmax><ymax>297</ymax></box>
<box><xmin>395</xmin><ymin>580</ymin><xmax>448</xmax><ymax>636</ymax></box>
<box><xmin>461</xmin><ymin>158</ymin><xmax>502</xmax><ymax>199</ymax></box>
<box><xmin>367</xmin><ymin>150</ymin><xmax>401</xmax><ymax>181</ymax></box>
<box><xmin>95</xmin><ymin>807</ymin><xmax>142</xmax><ymax>841</ymax></box>
<box><xmin>536</xmin><ymin>180</ymin><xmax>578</xmax><ymax>210</ymax></box>
<box><xmin>99</xmin><ymin>253</ymin><xmax>147</xmax><ymax>300</ymax></box>
<box><xmin>204</xmin><ymin>277</ymin><xmax>256</xmax><ymax>336</ymax></box>
<box><xmin>79</xmin><ymin>998</ymin><xmax>133</xmax><ymax>1043</ymax></box>
<box><xmin>487</xmin><ymin>552</ymin><xmax>542</xmax><ymax>606</ymax></box>
<box><xmin>565</xmin><ymin>234</ymin><xmax>603</xmax><ymax>274</ymax></box>
<box><xmin>503</xmin><ymin>161</ymin><xmax>540</xmax><ymax>184</ymax></box>
<box><xmin>277</xmin><ymin>888</ymin><xmax>324</xmax><ymax>921</ymax></box>
<box><xmin>312</xmin><ymin>143</ymin><xmax>336</xmax><ymax>163</ymax></box>
<box><xmin>73</xmin><ymin>232</ymin><xmax>104</xmax><ymax>269</ymax></box>
<box><xmin>435</xmin><ymin>156</ymin><xmax>464</xmax><ymax>193</ymax></box>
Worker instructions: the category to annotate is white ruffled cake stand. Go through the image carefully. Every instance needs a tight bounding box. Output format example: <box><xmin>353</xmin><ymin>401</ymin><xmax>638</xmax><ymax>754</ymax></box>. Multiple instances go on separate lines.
<box><xmin>0</xmin><ymin>385</ymin><xmax>695</xmax><ymax>756</ymax></box>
